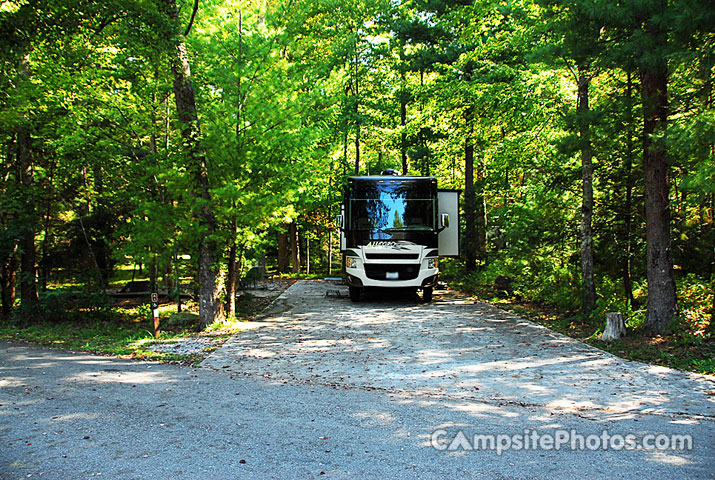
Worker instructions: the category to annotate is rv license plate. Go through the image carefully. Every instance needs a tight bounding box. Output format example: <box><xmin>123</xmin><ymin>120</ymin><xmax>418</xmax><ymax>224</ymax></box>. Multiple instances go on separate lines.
<box><xmin>386</xmin><ymin>272</ymin><xmax>399</xmax><ymax>279</ymax></box>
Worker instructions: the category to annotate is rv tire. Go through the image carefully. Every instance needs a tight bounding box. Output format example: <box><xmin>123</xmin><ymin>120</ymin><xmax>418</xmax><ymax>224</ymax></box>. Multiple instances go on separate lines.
<box><xmin>349</xmin><ymin>286</ymin><xmax>361</xmax><ymax>302</ymax></box>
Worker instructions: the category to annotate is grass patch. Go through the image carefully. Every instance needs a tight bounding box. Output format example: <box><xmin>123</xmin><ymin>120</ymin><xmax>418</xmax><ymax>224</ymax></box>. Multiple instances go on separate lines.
<box><xmin>492</xmin><ymin>300</ymin><xmax>714</xmax><ymax>375</ymax></box>
<box><xmin>0</xmin><ymin>283</ymin><xmax>286</xmax><ymax>365</ymax></box>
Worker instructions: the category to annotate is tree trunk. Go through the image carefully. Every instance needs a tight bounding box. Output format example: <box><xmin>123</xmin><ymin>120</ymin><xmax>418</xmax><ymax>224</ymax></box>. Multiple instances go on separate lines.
<box><xmin>622</xmin><ymin>71</ymin><xmax>637</xmax><ymax>308</ymax></box>
<box><xmin>601</xmin><ymin>312</ymin><xmax>626</xmax><ymax>341</ymax></box>
<box><xmin>1</xmin><ymin>249</ymin><xmax>18</xmax><ymax>316</ymax></box>
<box><xmin>225</xmin><ymin>237</ymin><xmax>238</xmax><ymax>318</ymax></box>
<box><xmin>290</xmin><ymin>222</ymin><xmax>300</xmax><ymax>274</ymax></box>
<box><xmin>640</xmin><ymin>8</ymin><xmax>678</xmax><ymax>333</ymax></box>
<box><xmin>710</xmin><ymin>240</ymin><xmax>714</xmax><ymax>332</ymax></box>
<box><xmin>475</xmin><ymin>159</ymin><xmax>487</xmax><ymax>263</ymax></box>
<box><xmin>400</xmin><ymin>89</ymin><xmax>408</xmax><ymax>175</ymax></box>
<box><xmin>18</xmin><ymin>129</ymin><xmax>39</xmax><ymax>313</ymax></box>
<box><xmin>577</xmin><ymin>66</ymin><xmax>596</xmax><ymax>316</ymax></box>
<box><xmin>305</xmin><ymin>234</ymin><xmax>310</xmax><ymax>275</ymax></box>
<box><xmin>463</xmin><ymin>105</ymin><xmax>477</xmax><ymax>272</ymax></box>
<box><xmin>353</xmin><ymin>44</ymin><xmax>360</xmax><ymax>175</ymax></box>
<box><xmin>173</xmin><ymin>252</ymin><xmax>181</xmax><ymax>313</ymax></box>
<box><xmin>278</xmin><ymin>227</ymin><xmax>289</xmax><ymax>273</ymax></box>
<box><xmin>354</xmin><ymin>99</ymin><xmax>360</xmax><ymax>175</ymax></box>
<box><xmin>162</xmin><ymin>0</ymin><xmax>221</xmax><ymax>328</ymax></box>
<box><xmin>711</xmin><ymin>195</ymin><xmax>715</xmax><ymax>332</ymax></box>
<box><xmin>299</xmin><ymin>228</ymin><xmax>308</xmax><ymax>273</ymax></box>
<box><xmin>149</xmin><ymin>254</ymin><xmax>158</xmax><ymax>293</ymax></box>
<box><xmin>39</xmin><ymin>158</ymin><xmax>54</xmax><ymax>292</ymax></box>
<box><xmin>327</xmin><ymin>205</ymin><xmax>333</xmax><ymax>275</ymax></box>
<box><xmin>17</xmin><ymin>52</ymin><xmax>39</xmax><ymax>313</ymax></box>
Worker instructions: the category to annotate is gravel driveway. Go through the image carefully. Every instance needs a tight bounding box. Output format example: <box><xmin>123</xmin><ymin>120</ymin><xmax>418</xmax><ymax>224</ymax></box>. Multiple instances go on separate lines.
<box><xmin>205</xmin><ymin>280</ymin><xmax>715</xmax><ymax>418</ymax></box>
<box><xmin>2</xmin><ymin>280</ymin><xmax>713</xmax><ymax>479</ymax></box>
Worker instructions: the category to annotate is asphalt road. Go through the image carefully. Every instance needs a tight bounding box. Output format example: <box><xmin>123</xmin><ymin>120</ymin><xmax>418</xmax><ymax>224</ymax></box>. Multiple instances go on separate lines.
<box><xmin>2</xmin><ymin>280</ymin><xmax>714</xmax><ymax>479</ymax></box>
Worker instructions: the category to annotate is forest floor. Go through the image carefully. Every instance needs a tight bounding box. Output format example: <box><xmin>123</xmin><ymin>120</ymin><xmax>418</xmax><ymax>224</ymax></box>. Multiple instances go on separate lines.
<box><xmin>475</xmin><ymin>298</ymin><xmax>714</xmax><ymax>376</ymax></box>
<box><xmin>0</xmin><ymin>278</ymin><xmax>296</xmax><ymax>366</ymax></box>
<box><xmin>447</xmin><ymin>274</ymin><xmax>714</xmax><ymax>376</ymax></box>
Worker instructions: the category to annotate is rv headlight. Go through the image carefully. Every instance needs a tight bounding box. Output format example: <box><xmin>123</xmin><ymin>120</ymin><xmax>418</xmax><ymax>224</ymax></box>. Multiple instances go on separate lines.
<box><xmin>427</xmin><ymin>258</ymin><xmax>438</xmax><ymax>269</ymax></box>
<box><xmin>346</xmin><ymin>257</ymin><xmax>359</xmax><ymax>269</ymax></box>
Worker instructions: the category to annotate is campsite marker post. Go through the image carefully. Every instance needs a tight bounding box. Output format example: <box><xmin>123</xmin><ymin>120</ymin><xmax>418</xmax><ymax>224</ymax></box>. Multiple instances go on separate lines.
<box><xmin>151</xmin><ymin>293</ymin><xmax>160</xmax><ymax>338</ymax></box>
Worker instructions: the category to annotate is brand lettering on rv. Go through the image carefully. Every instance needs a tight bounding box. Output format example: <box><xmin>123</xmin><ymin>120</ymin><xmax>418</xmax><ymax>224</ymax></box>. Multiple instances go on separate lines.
<box><xmin>366</xmin><ymin>241</ymin><xmax>416</xmax><ymax>248</ymax></box>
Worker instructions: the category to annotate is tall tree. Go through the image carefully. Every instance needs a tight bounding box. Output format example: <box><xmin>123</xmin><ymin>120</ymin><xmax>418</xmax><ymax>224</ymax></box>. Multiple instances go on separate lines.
<box><xmin>463</xmin><ymin>104</ymin><xmax>477</xmax><ymax>271</ymax></box>
<box><xmin>638</xmin><ymin>0</ymin><xmax>678</xmax><ymax>332</ymax></box>
<box><xmin>576</xmin><ymin>64</ymin><xmax>596</xmax><ymax>316</ymax></box>
<box><xmin>160</xmin><ymin>0</ymin><xmax>222</xmax><ymax>328</ymax></box>
<box><xmin>536</xmin><ymin>0</ymin><xmax>603</xmax><ymax>315</ymax></box>
<box><xmin>17</xmin><ymin>58</ymin><xmax>39</xmax><ymax>312</ymax></box>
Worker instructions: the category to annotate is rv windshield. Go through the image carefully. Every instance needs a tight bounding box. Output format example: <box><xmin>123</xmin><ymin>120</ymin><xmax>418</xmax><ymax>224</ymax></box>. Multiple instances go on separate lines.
<box><xmin>349</xmin><ymin>180</ymin><xmax>435</xmax><ymax>233</ymax></box>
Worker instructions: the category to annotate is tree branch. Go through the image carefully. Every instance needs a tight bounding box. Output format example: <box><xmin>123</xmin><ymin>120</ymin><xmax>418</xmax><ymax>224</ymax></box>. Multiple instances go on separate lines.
<box><xmin>184</xmin><ymin>0</ymin><xmax>200</xmax><ymax>36</ymax></box>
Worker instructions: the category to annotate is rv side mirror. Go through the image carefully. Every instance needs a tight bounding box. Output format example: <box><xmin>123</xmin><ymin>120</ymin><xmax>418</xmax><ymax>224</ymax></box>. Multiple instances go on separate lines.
<box><xmin>440</xmin><ymin>213</ymin><xmax>450</xmax><ymax>229</ymax></box>
<box><xmin>335</xmin><ymin>214</ymin><xmax>344</xmax><ymax>229</ymax></box>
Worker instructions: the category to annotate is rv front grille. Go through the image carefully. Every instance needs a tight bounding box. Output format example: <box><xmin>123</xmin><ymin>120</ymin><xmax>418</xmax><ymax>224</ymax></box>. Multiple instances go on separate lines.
<box><xmin>364</xmin><ymin>264</ymin><xmax>420</xmax><ymax>281</ymax></box>
<box><xmin>364</xmin><ymin>253</ymin><xmax>419</xmax><ymax>260</ymax></box>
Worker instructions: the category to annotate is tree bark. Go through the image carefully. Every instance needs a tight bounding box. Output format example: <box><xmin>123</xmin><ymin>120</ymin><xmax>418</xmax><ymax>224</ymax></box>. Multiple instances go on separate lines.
<box><xmin>640</xmin><ymin>6</ymin><xmax>678</xmax><ymax>333</ymax></box>
<box><xmin>463</xmin><ymin>105</ymin><xmax>477</xmax><ymax>272</ymax></box>
<box><xmin>305</xmin><ymin>234</ymin><xmax>310</xmax><ymax>275</ymax></box>
<box><xmin>400</xmin><ymin>91</ymin><xmax>408</xmax><ymax>175</ymax></box>
<box><xmin>711</xmin><ymin>240</ymin><xmax>714</xmax><ymax>332</ymax></box>
<box><xmin>398</xmin><ymin>45</ymin><xmax>409</xmax><ymax>175</ymax></box>
<box><xmin>1</xmin><ymin>249</ymin><xmax>18</xmax><ymax>316</ymax></box>
<box><xmin>327</xmin><ymin>204</ymin><xmax>333</xmax><ymax>275</ymax></box>
<box><xmin>290</xmin><ymin>222</ymin><xmax>300</xmax><ymax>274</ymax></box>
<box><xmin>225</xmin><ymin>236</ymin><xmax>238</xmax><ymax>318</ymax></box>
<box><xmin>38</xmin><ymin>156</ymin><xmax>54</xmax><ymax>292</ymax></box>
<box><xmin>277</xmin><ymin>226</ymin><xmax>289</xmax><ymax>273</ymax></box>
<box><xmin>354</xmin><ymin>87</ymin><xmax>360</xmax><ymax>174</ymax></box>
<box><xmin>577</xmin><ymin>66</ymin><xmax>596</xmax><ymax>316</ymax></box>
<box><xmin>601</xmin><ymin>312</ymin><xmax>626</xmax><ymax>341</ymax></box>
<box><xmin>711</xmin><ymin>195</ymin><xmax>715</xmax><ymax>332</ymax></box>
<box><xmin>622</xmin><ymin>71</ymin><xmax>637</xmax><ymax>308</ymax></box>
<box><xmin>17</xmin><ymin>52</ymin><xmax>39</xmax><ymax>313</ymax></box>
<box><xmin>475</xmin><ymin>160</ymin><xmax>487</xmax><ymax>263</ymax></box>
<box><xmin>18</xmin><ymin>128</ymin><xmax>39</xmax><ymax>312</ymax></box>
<box><xmin>353</xmin><ymin>38</ymin><xmax>360</xmax><ymax>175</ymax></box>
<box><xmin>161</xmin><ymin>0</ymin><xmax>221</xmax><ymax>328</ymax></box>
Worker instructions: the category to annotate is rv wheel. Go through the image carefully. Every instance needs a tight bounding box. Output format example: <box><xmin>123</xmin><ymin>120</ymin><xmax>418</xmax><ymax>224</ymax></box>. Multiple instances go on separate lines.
<box><xmin>422</xmin><ymin>286</ymin><xmax>433</xmax><ymax>303</ymax></box>
<box><xmin>349</xmin><ymin>286</ymin><xmax>361</xmax><ymax>302</ymax></box>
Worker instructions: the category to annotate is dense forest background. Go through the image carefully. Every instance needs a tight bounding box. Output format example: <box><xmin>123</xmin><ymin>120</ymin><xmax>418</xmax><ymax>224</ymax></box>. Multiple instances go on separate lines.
<box><xmin>1</xmin><ymin>0</ymin><xmax>713</xmax><ymax>335</ymax></box>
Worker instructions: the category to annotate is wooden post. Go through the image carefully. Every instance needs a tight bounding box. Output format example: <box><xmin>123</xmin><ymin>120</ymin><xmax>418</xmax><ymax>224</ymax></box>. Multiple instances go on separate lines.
<box><xmin>601</xmin><ymin>312</ymin><xmax>626</xmax><ymax>341</ymax></box>
<box><xmin>173</xmin><ymin>253</ymin><xmax>181</xmax><ymax>313</ymax></box>
<box><xmin>151</xmin><ymin>292</ymin><xmax>160</xmax><ymax>338</ymax></box>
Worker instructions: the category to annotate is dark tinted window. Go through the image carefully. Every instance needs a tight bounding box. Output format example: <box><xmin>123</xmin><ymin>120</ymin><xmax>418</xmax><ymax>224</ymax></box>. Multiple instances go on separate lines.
<box><xmin>348</xmin><ymin>180</ymin><xmax>435</xmax><ymax>233</ymax></box>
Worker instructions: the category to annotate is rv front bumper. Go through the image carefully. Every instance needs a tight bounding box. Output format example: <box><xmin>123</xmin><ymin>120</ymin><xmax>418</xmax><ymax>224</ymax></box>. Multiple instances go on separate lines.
<box><xmin>346</xmin><ymin>265</ymin><xmax>438</xmax><ymax>289</ymax></box>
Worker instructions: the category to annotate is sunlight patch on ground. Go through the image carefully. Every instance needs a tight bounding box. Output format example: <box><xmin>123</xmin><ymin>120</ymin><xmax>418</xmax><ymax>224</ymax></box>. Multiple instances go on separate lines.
<box><xmin>62</xmin><ymin>370</ymin><xmax>173</xmax><ymax>385</ymax></box>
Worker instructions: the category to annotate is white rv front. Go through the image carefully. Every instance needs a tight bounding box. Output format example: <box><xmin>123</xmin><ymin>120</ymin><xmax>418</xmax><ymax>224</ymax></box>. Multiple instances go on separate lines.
<box><xmin>338</xmin><ymin>176</ymin><xmax>459</xmax><ymax>302</ymax></box>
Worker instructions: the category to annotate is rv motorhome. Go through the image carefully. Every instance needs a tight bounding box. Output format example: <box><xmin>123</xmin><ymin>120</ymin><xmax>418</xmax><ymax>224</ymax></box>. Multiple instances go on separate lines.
<box><xmin>337</xmin><ymin>174</ymin><xmax>459</xmax><ymax>302</ymax></box>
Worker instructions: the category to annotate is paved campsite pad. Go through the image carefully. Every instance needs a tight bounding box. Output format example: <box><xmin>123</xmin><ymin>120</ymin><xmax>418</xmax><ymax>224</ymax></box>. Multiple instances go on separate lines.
<box><xmin>205</xmin><ymin>280</ymin><xmax>715</xmax><ymax>418</ymax></box>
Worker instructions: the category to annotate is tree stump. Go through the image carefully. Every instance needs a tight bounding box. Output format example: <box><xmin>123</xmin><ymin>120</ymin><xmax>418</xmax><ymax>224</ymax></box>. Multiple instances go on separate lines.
<box><xmin>601</xmin><ymin>312</ymin><xmax>626</xmax><ymax>341</ymax></box>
